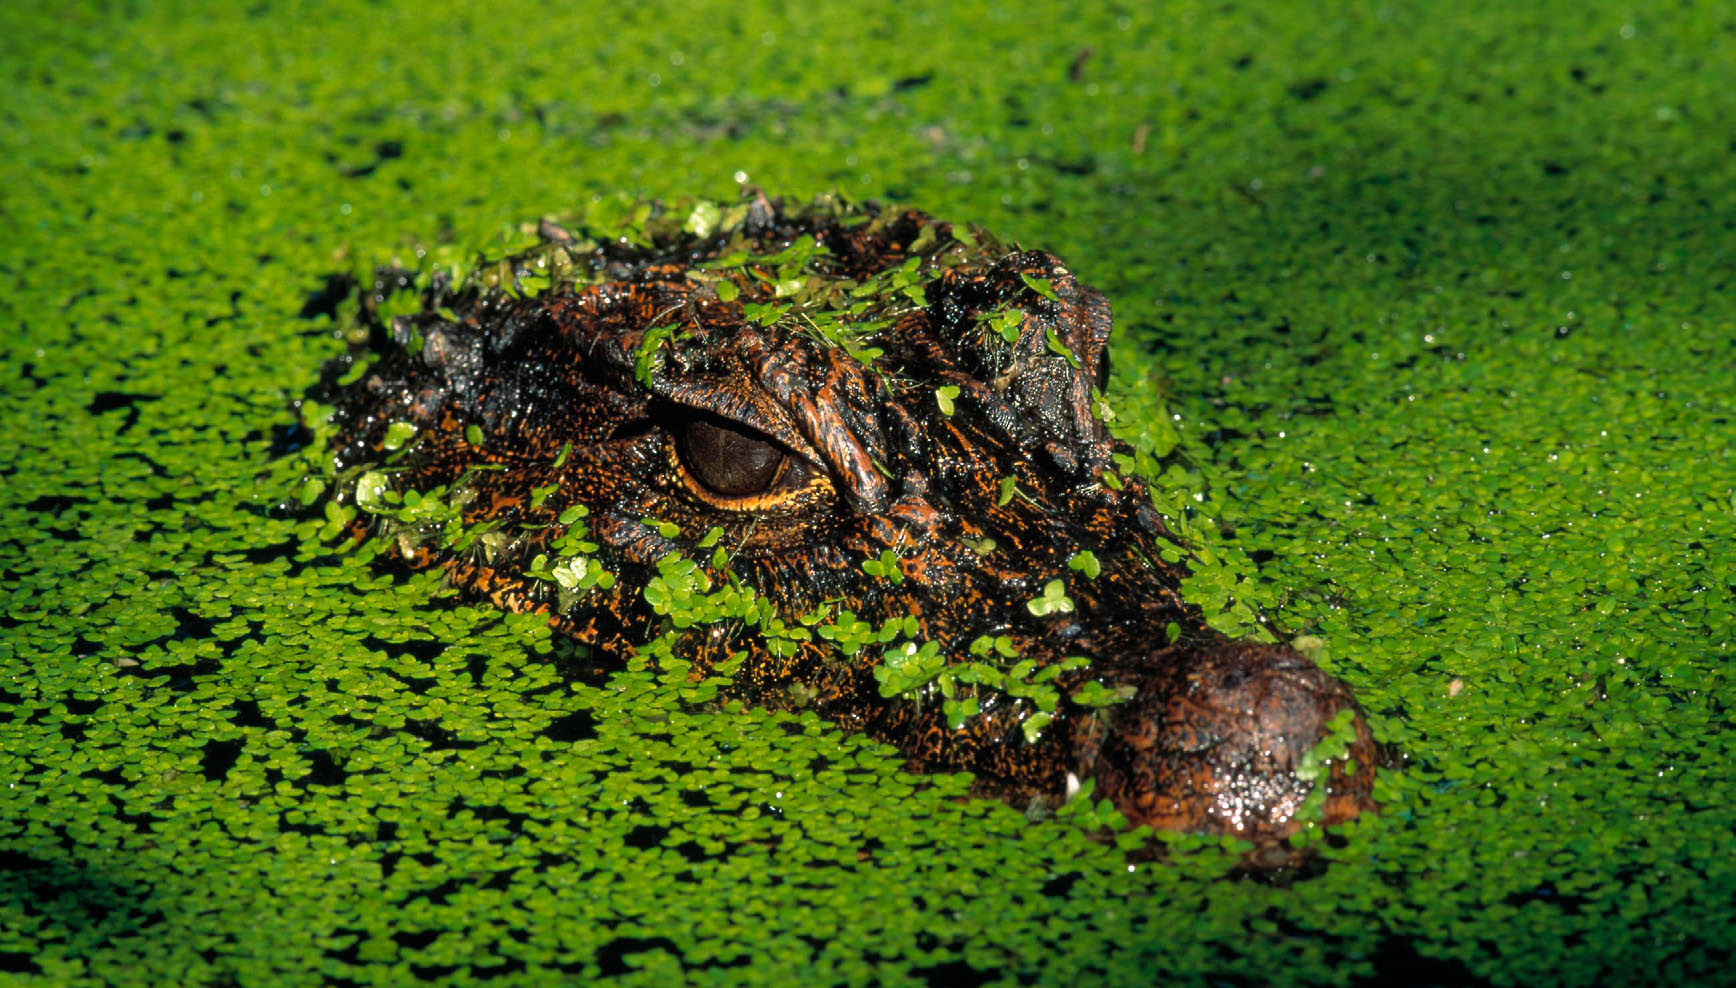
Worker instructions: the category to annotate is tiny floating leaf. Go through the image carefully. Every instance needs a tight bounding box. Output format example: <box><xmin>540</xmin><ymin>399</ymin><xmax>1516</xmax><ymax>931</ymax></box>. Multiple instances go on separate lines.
<box><xmin>382</xmin><ymin>421</ymin><xmax>417</xmax><ymax>451</ymax></box>
<box><xmin>935</xmin><ymin>385</ymin><xmax>960</xmax><ymax>417</ymax></box>
<box><xmin>1020</xmin><ymin>272</ymin><xmax>1060</xmax><ymax>301</ymax></box>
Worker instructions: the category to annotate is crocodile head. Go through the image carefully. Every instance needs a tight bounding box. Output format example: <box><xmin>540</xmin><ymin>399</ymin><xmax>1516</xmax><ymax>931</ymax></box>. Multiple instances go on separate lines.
<box><xmin>316</xmin><ymin>194</ymin><xmax>1379</xmax><ymax>853</ymax></box>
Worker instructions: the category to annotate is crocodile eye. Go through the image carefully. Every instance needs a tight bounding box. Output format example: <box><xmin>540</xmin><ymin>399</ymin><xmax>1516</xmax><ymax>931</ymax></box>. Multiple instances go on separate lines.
<box><xmin>677</xmin><ymin>416</ymin><xmax>792</xmax><ymax>497</ymax></box>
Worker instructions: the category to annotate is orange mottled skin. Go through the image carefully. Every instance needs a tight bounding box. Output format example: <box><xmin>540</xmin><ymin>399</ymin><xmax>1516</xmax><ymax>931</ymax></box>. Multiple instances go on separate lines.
<box><xmin>319</xmin><ymin>195</ymin><xmax>1379</xmax><ymax>856</ymax></box>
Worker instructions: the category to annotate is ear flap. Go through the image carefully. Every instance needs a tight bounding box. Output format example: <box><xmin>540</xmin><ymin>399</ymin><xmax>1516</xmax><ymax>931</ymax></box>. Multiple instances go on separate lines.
<box><xmin>927</xmin><ymin>251</ymin><xmax>1117</xmax><ymax>479</ymax></box>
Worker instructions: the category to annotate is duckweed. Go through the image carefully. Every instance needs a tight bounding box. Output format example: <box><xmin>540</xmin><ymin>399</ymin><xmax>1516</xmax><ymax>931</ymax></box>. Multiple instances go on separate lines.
<box><xmin>2</xmin><ymin>0</ymin><xmax>1732</xmax><ymax>985</ymax></box>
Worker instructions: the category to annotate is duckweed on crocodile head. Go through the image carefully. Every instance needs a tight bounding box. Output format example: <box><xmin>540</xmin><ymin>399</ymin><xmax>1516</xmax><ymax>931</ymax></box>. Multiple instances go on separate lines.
<box><xmin>306</xmin><ymin>191</ymin><xmax>1379</xmax><ymax>851</ymax></box>
<box><xmin>3</xmin><ymin>0</ymin><xmax>1733</xmax><ymax>985</ymax></box>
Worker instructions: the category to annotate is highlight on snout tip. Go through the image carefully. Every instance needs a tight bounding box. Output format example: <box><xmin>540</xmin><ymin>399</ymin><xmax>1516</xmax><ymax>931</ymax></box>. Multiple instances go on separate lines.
<box><xmin>1087</xmin><ymin>640</ymin><xmax>1380</xmax><ymax>851</ymax></box>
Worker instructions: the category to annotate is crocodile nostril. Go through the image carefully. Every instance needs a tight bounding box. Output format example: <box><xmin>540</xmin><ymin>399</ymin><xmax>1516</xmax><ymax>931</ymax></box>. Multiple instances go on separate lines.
<box><xmin>1089</xmin><ymin>642</ymin><xmax>1378</xmax><ymax>845</ymax></box>
<box><xmin>319</xmin><ymin>195</ymin><xmax>1379</xmax><ymax>857</ymax></box>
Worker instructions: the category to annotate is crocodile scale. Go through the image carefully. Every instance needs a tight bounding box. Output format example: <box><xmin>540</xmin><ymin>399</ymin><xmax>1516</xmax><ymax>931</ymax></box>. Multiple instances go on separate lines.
<box><xmin>314</xmin><ymin>193</ymin><xmax>1379</xmax><ymax>855</ymax></box>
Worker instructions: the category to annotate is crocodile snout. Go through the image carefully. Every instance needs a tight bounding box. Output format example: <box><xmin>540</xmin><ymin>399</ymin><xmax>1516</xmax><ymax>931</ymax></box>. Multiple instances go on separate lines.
<box><xmin>320</xmin><ymin>194</ymin><xmax>1384</xmax><ymax>861</ymax></box>
<box><xmin>1085</xmin><ymin>641</ymin><xmax>1379</xmax><ymax>844</ymax></box>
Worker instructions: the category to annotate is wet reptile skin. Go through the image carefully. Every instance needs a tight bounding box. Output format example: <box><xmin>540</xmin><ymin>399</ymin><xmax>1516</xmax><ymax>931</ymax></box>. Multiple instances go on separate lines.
<box><xmin>316</xmin><ymin>194</ymin><xmax>1379</xmax><ymax>853</ymax></box>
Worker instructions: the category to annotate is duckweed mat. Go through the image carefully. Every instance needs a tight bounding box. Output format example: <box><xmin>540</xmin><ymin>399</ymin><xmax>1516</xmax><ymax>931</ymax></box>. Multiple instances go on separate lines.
<box><xmin>2</xmin><ymin>1</ymin><xmax>1732</xmax><ymax>985</ymax></box>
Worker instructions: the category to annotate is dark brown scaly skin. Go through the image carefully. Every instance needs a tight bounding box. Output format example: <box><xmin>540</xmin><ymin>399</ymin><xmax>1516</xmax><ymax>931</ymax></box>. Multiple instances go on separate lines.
<box><xmin>314</xmin><ymin>193</ymin><xmax>1379</xmax><ymax>858</ymax></box>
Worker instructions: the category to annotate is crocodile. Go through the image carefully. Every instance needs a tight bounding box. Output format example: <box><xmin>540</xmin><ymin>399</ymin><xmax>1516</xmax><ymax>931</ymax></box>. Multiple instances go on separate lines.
<box><xmin>311</xmin><ymin>193</ymin><xmax>1379</xmax><ymax>857</ymax></box>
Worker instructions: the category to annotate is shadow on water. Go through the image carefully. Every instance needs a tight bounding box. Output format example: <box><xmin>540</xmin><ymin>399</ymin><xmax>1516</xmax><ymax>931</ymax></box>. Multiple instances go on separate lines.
<box><xmin>0</xmin><ymin>847</ymin><xmax>170</xmax><ymax>976</ymax></box>
<box><xmin>1078</xmin><ymin>114</ymin><xmax>1736</xmax><ymax>358</ymax></box>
